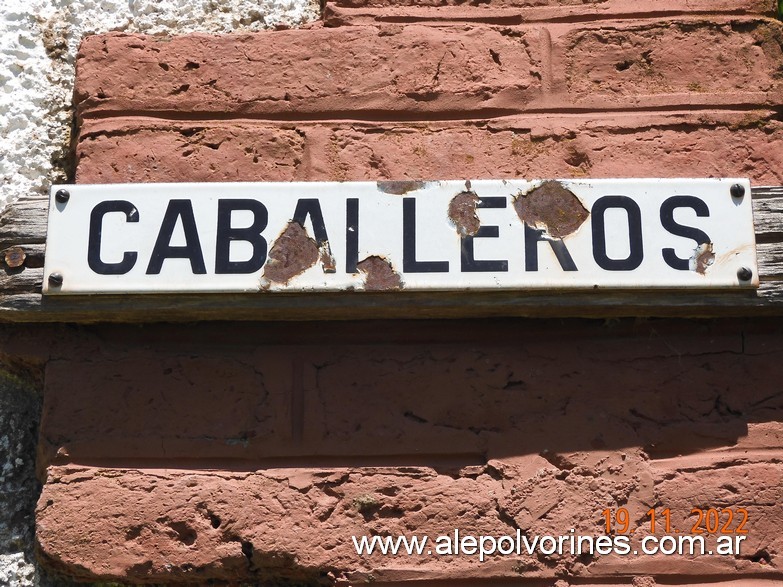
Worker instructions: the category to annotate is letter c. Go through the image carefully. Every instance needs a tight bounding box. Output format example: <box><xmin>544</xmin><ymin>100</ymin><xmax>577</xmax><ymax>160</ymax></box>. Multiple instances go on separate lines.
<box><xmin>88</xmin><ymin>200</ymin><xmax>139</xmax><ymax>275</ymax></box>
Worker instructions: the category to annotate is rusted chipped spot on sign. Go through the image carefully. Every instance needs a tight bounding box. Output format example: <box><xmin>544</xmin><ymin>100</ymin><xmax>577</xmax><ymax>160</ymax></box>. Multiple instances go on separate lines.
<box><xmin>377</xmin><ymin>180</ymin><xmax>427</xmax><ymax>195</ymax></box>
<box><xmin>262</xmin><ymin>222</ymin><xmax>319</xmax><ymax>285</ymax></box>
<box><xmin>448</xmin><ymin>191</ymin><xmax>481</xmax><ymax>237</ymax></box>
<box><xmin>513</xmin><ymin>180</ymin><xmax>589</xmax><ymax>239</ymax></box>
<box><xmin>692</xmin><ymin>242</ymin><xmax>715</xmax><ymax>274</ymax></box>
<box><xmin>2</xmin><ymin>247</ymin><xmax>26</xmax><ymax>269</ymax></box>
<box><xmin>319</xmin><ymin>242</ymin><xmax>337</xmax><ymax>274</ymax></box>
<box><xmin>357</xmin><ymin>256</ymin><xmax>402</xmax><ymax>291</ymax></box>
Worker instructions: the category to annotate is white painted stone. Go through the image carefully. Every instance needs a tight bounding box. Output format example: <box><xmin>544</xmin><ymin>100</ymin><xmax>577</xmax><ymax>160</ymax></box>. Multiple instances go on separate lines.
<box><xmin>0</xmin><ymin>0</ymin><xmax>320</xmax><ymax>212</ymax></box>
<box><xmin>0</xmin><ymin>553</ymin><xmax>35</xmax><ymax>587</ymax></box>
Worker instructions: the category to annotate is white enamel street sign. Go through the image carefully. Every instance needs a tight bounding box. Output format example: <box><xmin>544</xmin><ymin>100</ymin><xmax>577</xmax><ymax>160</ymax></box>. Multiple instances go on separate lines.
<box><xmin>42</xmin><ymin>179</ymin><xmax>759</xmax><ymax>295</ymax></box>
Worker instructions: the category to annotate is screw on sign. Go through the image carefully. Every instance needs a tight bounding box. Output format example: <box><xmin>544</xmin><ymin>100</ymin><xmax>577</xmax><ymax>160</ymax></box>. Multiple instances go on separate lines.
<box><xmin>730</xmin><ymin>184</ymin><xmax>745</xmax><ymax>199</ymax></box>
<box><xmin>737</xmin><ymin>267</ymin><xmax>753</xmax><ymax>282</ymax></box>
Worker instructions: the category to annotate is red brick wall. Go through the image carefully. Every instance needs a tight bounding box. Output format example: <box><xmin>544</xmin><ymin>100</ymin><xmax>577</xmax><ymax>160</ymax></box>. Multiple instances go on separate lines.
<box><xmin>73</xmin><ymin>1</ymin><xmax>783</xmax><ymax>184</ymax></box>
<box><xmin>34</xmin><ymin>0</ymin><xmax>783</xmax><ymax>584</ymax></box>
<box><xmin>35</xmin><ymin>320</ymin><xmax>783</xmax><ymax>584</ymax></box>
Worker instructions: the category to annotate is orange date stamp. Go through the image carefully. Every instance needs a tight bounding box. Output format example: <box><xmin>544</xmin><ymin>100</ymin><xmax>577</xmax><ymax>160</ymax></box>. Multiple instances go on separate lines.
<box><xmin>602</xmin><ymin>507</ymin><xmax>749</xmax><ymax>535</ymax></box>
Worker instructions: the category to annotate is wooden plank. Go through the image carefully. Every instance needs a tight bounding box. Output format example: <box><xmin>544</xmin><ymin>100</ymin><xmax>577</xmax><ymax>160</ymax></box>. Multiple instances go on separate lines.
<box><xmin>0</xmin><ymin>196</ymin><xmax>48</xmax><ymax>249</ymax></box>
<box><xmin>758</xmin><ymin>241</ymin><xmax>783</xmax><ymax>278</ymax></box>
<box><xmin>1</xmin><ymin>187</ymin><xmax>782</xmax><ymax>322</ymax></box>
<box><xmin>754</xmin><ymin>193</ymin><xmax>783</xmax><ymax>239</ymax></box>
<box><xmin>1</xmin><ymin>242</ymin><xmax>45</xmax><ymax>266</ymax></box>
<box><xmin>1</xmin><ymin>284</ymin><xmax>783</xmax><ymax>323</ymax></box>
<box><xmin>754</xmin><ymin>186</ymin><xmax>783</xmax><ymax>199</ymax></box>
<box><xmin>0</xmin><ymin>243</ymin><xmax>45</xmax><ymax>295</ymax></box>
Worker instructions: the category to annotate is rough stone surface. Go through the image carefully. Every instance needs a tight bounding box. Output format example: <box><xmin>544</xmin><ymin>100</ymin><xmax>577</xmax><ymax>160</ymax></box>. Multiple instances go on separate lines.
<box><xmin>0</xmin><ymin>373</ymin><xmax>39</xmax><ymax>587</ymax></box>
<box><xmin>32</xmin><ymin>319</ymin><xmax>783</xmax><ymax>582</ymax></box>
<box><xmin>563</xmin><ymin>20</ymin><xmax>783</xmax><ymax>98</ymax></box>
<box><xmin>76</xmin><ymin>122</ymin><xmax>307</xmax><ymax>183</ymax></box>
<box><xmin>74</xmin><ymin>114</ymin><xmax>783</xmax><ymax>185</ymax></box>
<box><xmin>0</xmin><ymin>365</ymin><xmax>91</xmax><ymax>586</ymax></box>
<box><xmin>74</xmin><ymin>27</ymin><xmax>543</xmax><ymax>118</ymax></box>
<box><xmin>0</xmin><ymin>0</ymin><xmax>319</xmax><ymax>212</ymax></box>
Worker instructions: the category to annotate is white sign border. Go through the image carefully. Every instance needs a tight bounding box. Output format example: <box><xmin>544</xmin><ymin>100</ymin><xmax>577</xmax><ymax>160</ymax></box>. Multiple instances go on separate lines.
<box><xmin>42</xmin><ymin>178</ymin><xmax>759</xmax><ymax>295</ymax></box>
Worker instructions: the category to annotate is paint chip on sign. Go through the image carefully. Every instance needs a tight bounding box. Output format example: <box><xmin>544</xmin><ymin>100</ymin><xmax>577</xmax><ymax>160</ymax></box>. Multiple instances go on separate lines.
<box><xmin>357</xmin><ymin>256</ymin><xmax>402</xmax><ymax>291</ymax></box>
<box><xmin>691</xmin><ymin>242</ymin><xmax>715</xmax><ymax>274</ymax></box>
<box><xmin>262</xmin><ymin>222</ymin><xmax>318</xmax><ymax>285</ymax></box>
<box><xmin>514</xmin><ymin>181</ymin><xmax>589</xmax><ymax>239</ymax></box>
<box><xmin>448</xmin><ymin>191</ymin><xmax>481</xmax><ymax>237</ymax></box>
<box><xmin>377</xmin><ymin>180</ymin><xmax>427</xmax><ymax>195</ymax></box>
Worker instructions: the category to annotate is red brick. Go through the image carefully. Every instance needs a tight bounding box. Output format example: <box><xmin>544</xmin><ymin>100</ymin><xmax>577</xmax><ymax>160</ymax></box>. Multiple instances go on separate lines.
<box><xmin>559</xmin><ymin>20</ymin><xmax>783</xmax><ymax>101</ymax></box>
<box><xmin>37</xmin><ymin>458</ymin><xmax>783</xmax><ymax>582</ymax></box>
<box><xmin>323</xmin><ymin>0</ymin><xmax>774</xmax><ymax>27</ymax></box>
<box><xmin>75</xmin><ymin>113</ymin><xmax>783</xmax><ymax>185</ymax></box>
<box><xmin>39</xmin><ymin>320</ymin><xmax>783</xmax><ymax>467</ymax></box>
<box><xmin>332</xmin><ymin>0</ymin><xmax>609</xmax><ymax>7</ymax></box>
<box><xmin>37</xmin><ymin>316</ymin><xmax>783</xmax><ymax>583</ymax></box>
<box><xmin>39</xmin><ymin>350</ymin><xmax>294</xmax><ymax>466</ymax></box>
<box><xmin>314</xmin><ymin>114</ymin><xmax>783</xmax><ymax>184</ymax></box>
<box><xmin>303</xmin><ymin>335</ymin><xmax>783</xmax><ymax>460</ymax></box>
<box><xmin>75</xmin><ymin>27</ymin><xmax>543</xmax><ymax>118</ymax></box>
<box><xmin>327</xmin><ymin>0</ymin><xmax>770</xmax><ymax>11</ymax></box>
<box><xmin>585</xmin><ymin>461</ymin><xmax>783</xmax><ymax>576</ymax></box>
<box><xmin>76</xmin><ymin>120</ymin><xmax>306</xmax><ymax>183</ymax></box>
<box><xmin>74</xmin><ymin>22</ymin><xmax>783</xmax><ymax>123</ymax></box>
<box><xmin>37</xmin><ymin>465</ymin><xmax>514</xmax><ymax>583</ymax></box>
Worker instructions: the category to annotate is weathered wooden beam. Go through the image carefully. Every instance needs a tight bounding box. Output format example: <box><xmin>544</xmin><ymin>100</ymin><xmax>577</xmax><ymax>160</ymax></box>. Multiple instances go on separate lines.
<box><xmin>0</xmin><ymin>196</ymin><xmax>48</xmax><ymax>250</ymax></box>
<box><xmin>754</xmin><ymin>187</ymin><xmax>783</xmax><ymax>240</ymax></box>
<box><xmin>758</xmin><ymin>241</ymin><xmax>783</xmax><ymax>278</ymax></box>
<box><xmin>1</xmin><ymin>285</ymin><xmax>783</xmax><ymax>323</ymax></box>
